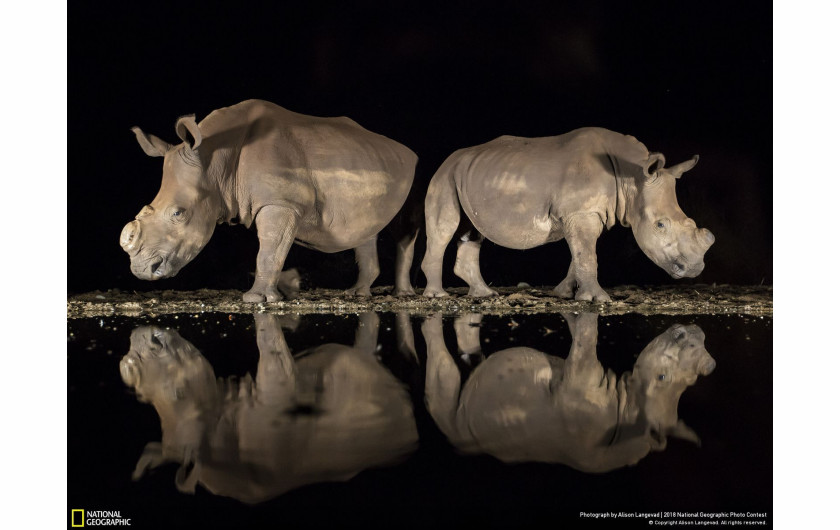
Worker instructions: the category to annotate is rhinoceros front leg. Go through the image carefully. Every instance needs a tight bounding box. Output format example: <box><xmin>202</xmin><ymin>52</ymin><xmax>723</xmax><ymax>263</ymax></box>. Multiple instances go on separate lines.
<box><xmin>244</xmin><ymin>205</ymin><xmax>299</xmax><ymax>303</ymax></box>
<box><xmin>344</xmin><ymin>237</ymin><xmax>380</xmax><ymax>297</ymax></box>
<box><xmin>552</xmin><ymin>213</ymin><xmax>611</xmax><ymax>302</ymax></box>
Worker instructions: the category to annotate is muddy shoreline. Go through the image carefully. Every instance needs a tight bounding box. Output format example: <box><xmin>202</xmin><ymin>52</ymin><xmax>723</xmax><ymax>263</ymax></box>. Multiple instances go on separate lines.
<box><xmin>67</xmin><ymin>284</ymin><xmax>772</xmax><ymax>319</ymax></box>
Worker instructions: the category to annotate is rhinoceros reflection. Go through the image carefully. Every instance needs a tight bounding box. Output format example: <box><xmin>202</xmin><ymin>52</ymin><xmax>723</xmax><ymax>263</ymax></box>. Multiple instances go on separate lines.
<box><xmin>120</xmin><ymin>313</ymin><xmax>418</xmax><ymax>504</ymax></box>
<box><xmin>423</xmin><ymin>313</ymin><xmax>715</xmax><ymax>473</ymax></box>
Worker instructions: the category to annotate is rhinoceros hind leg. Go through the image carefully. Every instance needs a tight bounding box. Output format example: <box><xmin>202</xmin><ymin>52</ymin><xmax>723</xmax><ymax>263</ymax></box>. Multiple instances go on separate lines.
<box><xmin>392</xmin><ymin>228</ymin><xmax>419</xmax><ymax>297</ymax></box>
<box><xmin>421</xmin><ymin>170</ymin><xmax>461</xmax><ymax>298</ymax></box>
<box><xmin>344</xmin><ymin>237</ymin><xmax>380</xmax><ymax>297</ymax></box>
<box><xmin>276</xmin><ymin>268</ymin><xmax>301</xmax><ymax>298</ymax></box>
<box><xmin>454</xmin><ymin>235</ymin><xmax>498</xmax><ymax>297</ymax></box>
<box><xmin>552</xmin><ymin>271</ymin><xmax>576</xmax><ymax>299</ymax></box>
<box><xmin>244</xmin><ymin>206</ymin><xmax>299</xmax><ymax>303</ymax></box>
<box><xmin>550</xmin><ymin>213</ymin><xmax>611</xmax><ymax>302</ymax></box>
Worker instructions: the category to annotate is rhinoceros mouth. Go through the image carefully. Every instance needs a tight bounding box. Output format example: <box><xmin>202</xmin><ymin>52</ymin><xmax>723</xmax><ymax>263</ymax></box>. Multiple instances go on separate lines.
<box><xmin>669</xmin><ymin>257</ymin><xmax>704</xmax><ymax>279</ymax></box>
<box><xmin>132</xmin><ymin>255</ymin><xmax>177</xmax><ymax>280</ymax></box>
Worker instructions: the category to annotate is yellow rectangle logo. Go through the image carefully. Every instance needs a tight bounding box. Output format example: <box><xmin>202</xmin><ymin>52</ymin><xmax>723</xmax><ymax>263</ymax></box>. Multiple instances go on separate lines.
<box><xmin>71</xmin><ymin>509</ymin><xmax>85</xmax><ymax>527</ymax></box>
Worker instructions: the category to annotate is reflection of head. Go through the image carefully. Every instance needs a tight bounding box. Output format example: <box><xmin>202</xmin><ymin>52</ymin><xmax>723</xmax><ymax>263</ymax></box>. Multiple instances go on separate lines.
<box><xmin>120</xmin><ymin>326</ymin><xmax>219</xmax><ymax>408</ymax></box>
<box><xmin>623</xmin><ymin>324</ymin><xmax>716</xmax><ymax>450</ymax></box>
<box><xmin>434</xmin><ymin>314</ymin><xmax>715</xmax><ymax>473</ymax></box>
<box><xmin>120</xmin><ymin>326</ymin><xmax>219</xmax><ymax>492</ymax></box>
<box><xmin>122</xmin><ymin>317</ymin><xmax>418</xmax><ymax>503</ymax></box>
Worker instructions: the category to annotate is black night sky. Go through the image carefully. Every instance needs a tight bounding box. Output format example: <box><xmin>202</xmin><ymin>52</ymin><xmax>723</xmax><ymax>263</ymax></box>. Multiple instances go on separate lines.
<box><xmin>68</xmin><ymin>0</ymin><xmax>772</xmax><ymax>295</ymax></box>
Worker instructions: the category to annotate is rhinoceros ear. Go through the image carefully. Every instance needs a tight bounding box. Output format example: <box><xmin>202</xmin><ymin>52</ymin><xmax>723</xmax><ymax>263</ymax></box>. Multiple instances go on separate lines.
<box><xmin>175</xmin><ymin>114</ymin><xmax>202</xmax><ymax>151</ymax></box>
<box><xmin>642</xmin><ymin>152</ymin><xmax>666</xmax><ymax>180</ymax></box>
<box><xmin>131</xmin><ymin>441</ymin><xmax>165</xmax><ymax>481</ymax></box>
<box><xmin>667</xmin><ymin>420</ymin><xmax>701</xmax><ymax>446</ymax></box>
<box><xmin>131</xmin><ymin>127</ymin><xmax>171</xmax><ymax>157</ymax></box>
<box><xmin>668</xmin><ymin>155</ymin><xmax>700</xmax><ymax>179</ymax></box>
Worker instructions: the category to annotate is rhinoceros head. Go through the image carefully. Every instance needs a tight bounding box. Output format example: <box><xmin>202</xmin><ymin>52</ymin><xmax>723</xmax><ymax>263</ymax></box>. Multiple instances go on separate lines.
<box><xmin>120</xmin><ymin>115</ymin><xmax>220</xmax><ymax>280</ymax></box>
<box><xmin>627</xmin><ymin>323</ymin><xmax>715</xmax><ymax>448</ymax></box>
<box><xmin>629</xmin><ymin>154</ymin><xmax>715</xmax><ymax>279</ymax></box>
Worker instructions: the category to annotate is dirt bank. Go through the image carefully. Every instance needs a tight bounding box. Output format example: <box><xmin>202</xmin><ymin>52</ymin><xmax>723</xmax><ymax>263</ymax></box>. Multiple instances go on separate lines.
<box><xmin>67</xmin><ymin>284</ymin><xmax>772</xmax><ymax>319</ymax></box>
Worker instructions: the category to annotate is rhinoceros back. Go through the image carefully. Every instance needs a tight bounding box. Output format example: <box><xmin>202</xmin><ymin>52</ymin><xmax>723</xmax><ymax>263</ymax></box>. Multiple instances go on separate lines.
<box><xmin>202</xmin><ymin>100</ymin><xmax>417</xmax><ymax>251</ymax></box>
<box><xmin>446</xmin><ymin>128</ymin><xmax>647</xmax><ymax>248</ymax></box>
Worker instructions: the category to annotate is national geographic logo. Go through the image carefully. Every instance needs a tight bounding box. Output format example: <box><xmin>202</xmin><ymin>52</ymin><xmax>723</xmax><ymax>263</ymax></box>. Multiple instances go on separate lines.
<box><xmin>71</xmin><ymin>509</ymin><xmax>132</xmax><ymax>526</ymax></box>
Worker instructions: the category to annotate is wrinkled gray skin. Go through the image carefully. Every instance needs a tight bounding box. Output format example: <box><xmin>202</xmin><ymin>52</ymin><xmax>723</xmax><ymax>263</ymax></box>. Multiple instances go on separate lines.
<box><xmin>422</xmin><ymin>312</ymin><xmax>715</xmax><ymax>473</ymax></box>
<box><xmin>421</xmin><ymin>128</ymin><xmax>715</xmax><ymax>301</ymax></box>
<box><xmin>119</xmin><ymin>313</ymin><xmax>417</xmax><ymax>504</ymax></box>
<box><xmin>120</xmin><ymin>99</ymin><xmax>418</xmax><ymax>301</ymax></box>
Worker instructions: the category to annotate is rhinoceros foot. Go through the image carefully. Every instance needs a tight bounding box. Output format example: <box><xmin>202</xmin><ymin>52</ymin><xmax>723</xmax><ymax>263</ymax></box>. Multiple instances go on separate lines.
<box><xmin>551</xmin><ymin>278</ymin><xmax>576</xmax><ymax>299</ymax></box>
<box><xmin>422</xmin><ymin>286</ymin><xmax>450</xmax><ymax>298</ymax></box>
<box><xmin>551</xmin><ymin>280</ymin><xmax>611</xmax><ymax>302</ymax></box>
<box><xmin>243</xmin><ymin>286</ymin><xmax>284</xmax><ymax>303</ymax></box>
<box><xmin>575</xmin><ymin>286</ymin><xmax>611</xmax><ymax>302</ymax></box>
<box><xmin>391</xmin><ymin>286</ymin><xmax>417</xmax><ymax>297</ymax></box>
<box><xmin>343</xmin><ymin>286</ymin><xmax>373</xmax><ymax>297</ymax></box>
<box><xmin>467</xmin><ymin>285</ymin><xmax>498</xmax><ymax>297</ymax></box>
<box><xmin>276</xmin><ymin>269</ymin><xmax>301</xmax><ymax>298</ymax></box>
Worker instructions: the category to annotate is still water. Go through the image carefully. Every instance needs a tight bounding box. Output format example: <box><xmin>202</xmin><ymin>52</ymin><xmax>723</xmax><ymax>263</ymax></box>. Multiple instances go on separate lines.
<box><xmin>68</xmin><ymin>311</ymin><xmax>771</xmax><ymax>528</ymax></box>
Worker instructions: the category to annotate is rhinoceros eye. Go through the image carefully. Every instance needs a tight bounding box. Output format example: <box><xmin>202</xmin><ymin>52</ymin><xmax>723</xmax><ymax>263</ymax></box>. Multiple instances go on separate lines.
<box><xmin>657</xmin><ymin>374</ymin><xmax>666</xmax><ymax>381</ymax></box>
<box><xmin>168</xmin><ymin>207</ymin><xmax>187</xmax><ymax>222</ymax></box>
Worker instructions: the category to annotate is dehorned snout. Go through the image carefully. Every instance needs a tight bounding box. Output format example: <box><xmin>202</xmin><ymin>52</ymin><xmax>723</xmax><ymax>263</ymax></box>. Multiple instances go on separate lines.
<box><xmin>698</xmin><ymin>355</ymin><xmax>716</xmax><ymax>376</ymax></box>
<box><xmin>120</xmin><ymin>220</ymin><xmax>141</xmax><ymax>254</ymax></box>
<box><xmin>696</xmin><ymin>228</ymin><xmax>715</xmax><ymax>251</ymax></box>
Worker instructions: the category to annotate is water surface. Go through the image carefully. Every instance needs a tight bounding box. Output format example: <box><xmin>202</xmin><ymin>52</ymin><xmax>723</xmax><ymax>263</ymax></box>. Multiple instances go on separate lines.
<box><xmin>68</xmin><ymin>311</ymin><xmax>771</xmax><ymax>528</ymax></box>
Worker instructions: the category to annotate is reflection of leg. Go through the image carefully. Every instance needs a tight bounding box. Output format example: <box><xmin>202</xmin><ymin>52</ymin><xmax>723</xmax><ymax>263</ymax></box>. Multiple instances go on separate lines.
<box><xmin>455</xmin><ymin>312</ymin><xmax>484</xmax><ymax>367</ymax></box>
<box><xmin>345</xmin><ymin>238</ymin><xmax>380</xmax><ymax>297</ymax></box>
<box><xmin>354</xmin><ymin>312</ymin><xmax>380</xmax><ymax>354</ymax></box>
<box><xmin>422</xmin><ymin>172</ymin><xmax>460</xmax><ymax>298</ymax></box>
<box><xmin>422</xmin><ymin>314</ymin><xmax>462</xmax><ymax>442</ymax></box>
<box><xmin>562</xmin><ymin>311</ymin><xmax>603</xmax><ymax>388</ymax></box>
<box><xmin>392</xmin><ymin>228</ymin><xmax>419</xmax><ymax>296</ymax></box>
<box><xmin>552</xmin><ymin>213</ymin><xmax>610</xmax><ymax>302</ymax></box>
<box><xmin>454</xmin><ymin>233</ymin><xmax>497</xmax><ymax>297</ymax></box>
<box><xmin>454</xmin><ymin>313</ymin><xmax>483</xmax><ymax>356</ymax></box>
<box><xmin>395</xmin><ymin>311</ymin><xmax>418</xmax><ymax>363</ymax></box>
<box><xmin>253</xmin><ymin>313</ymin><xmax>296</xmax><ymax>405</ymax></box>
<box><xmin>244</xmin><ymin>205</ymin><xmax>299</xmax><ymax>302</ymax></box>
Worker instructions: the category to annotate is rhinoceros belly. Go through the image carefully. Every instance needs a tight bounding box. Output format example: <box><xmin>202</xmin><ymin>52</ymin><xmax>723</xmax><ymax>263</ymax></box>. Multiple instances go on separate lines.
<box><xmin>456</xmin><ymin>172</ymin><xmax>564</xmax><ymax>249</ymax></box>
<box><xmin>294</xmin><ymin>167</ymin><xmax>412</xmax><ymax>252</ymax></box>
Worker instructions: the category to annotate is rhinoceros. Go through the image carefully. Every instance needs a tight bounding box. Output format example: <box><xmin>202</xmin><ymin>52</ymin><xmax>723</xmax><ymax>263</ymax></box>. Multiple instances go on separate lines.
<box><xmin>420</xmin><ymin>128</ymin><xmax>715</xmax><ymax>301</ymax></box>
<box><xmin>119</xmin><ymin>99</ymin><xmax>419</xmax><ymax>301</ymax></box>
<box><xmin>422</xmin><ymin>312</ymin><xmax>715</xmax><ymax>472</ymax></box>
<box><xmin>120</xmin><ymin>312</ymin><xmax>418</xmax><ymax>504</ymax></box>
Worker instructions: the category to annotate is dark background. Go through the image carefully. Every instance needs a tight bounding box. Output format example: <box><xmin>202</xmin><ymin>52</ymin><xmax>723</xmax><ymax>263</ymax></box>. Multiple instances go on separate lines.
<box><xmin>68</xmin><ymin>0</ymin><xmax>772</xmax><ymax>295</ymax></box>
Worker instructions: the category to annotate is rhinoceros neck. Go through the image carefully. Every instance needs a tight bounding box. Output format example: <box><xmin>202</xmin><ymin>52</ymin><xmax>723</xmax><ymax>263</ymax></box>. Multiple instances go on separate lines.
<box><xmin>614</xmin><ymin>175</ymin><xmax>640</xmax><ymax>228</ymax></box>
<box><xmin>603</xmin><ymin>133</ymin><xmax>649</xmax><ymax>229</ymax></box>
<box><xmin>197</xmin><ymin>105</ymin><xmax>257</xmax><ymax>227</ymax></box>
<box><xmin>202</xmin><ymin>140</ymin><xmax>247</xmax><ymax>226</ymax></box>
